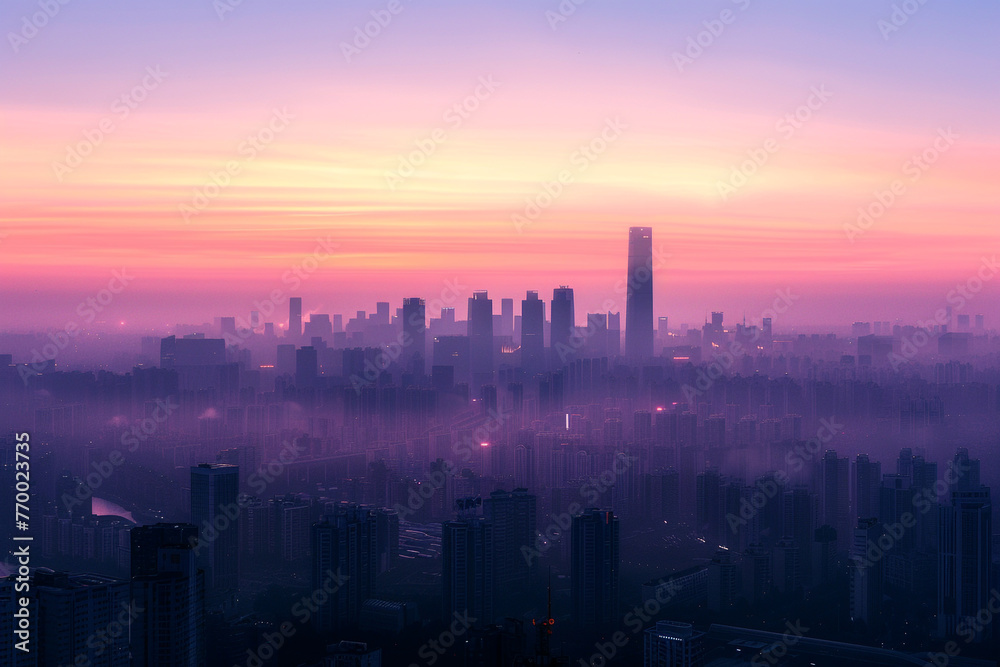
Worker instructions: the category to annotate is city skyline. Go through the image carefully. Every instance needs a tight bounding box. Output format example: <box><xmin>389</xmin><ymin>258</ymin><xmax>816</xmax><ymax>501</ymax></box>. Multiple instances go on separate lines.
<box><xmin>3</xmin><ymin>1</ymin><xmax>1000</xmax><ymax>329</ymax></box>
<box><xmin>3</xmin><ymin>1</ymin><xmax>1000</xmax><ymax>665</ymax></box>
<box><xmin>1</xmin><ymin>221</ymin><xmax>997</xmax><ymax>335</ymax></box>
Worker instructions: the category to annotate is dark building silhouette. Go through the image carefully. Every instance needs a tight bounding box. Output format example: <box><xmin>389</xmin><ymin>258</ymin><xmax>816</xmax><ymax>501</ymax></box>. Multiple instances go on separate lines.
<box><xmin>443</xmin><ymin>516</ymin><xmax>494</xmax><ymax>625</ymax></box>
<box><xmin>850</xmin><ymin>517</ymin><xmax>883</xmax><ymax>629</ymax></box>
<box><xmin>159</xmin><ymin>335</ymin><xmax>225</xmax><ymax>368</ymax></box>
<box><xmin>625</xmin><ymin>226</ymin><xmax>654</xmax><ymax>361</ymax></box>
<box><xmin>311</xmin><ymin>505</ymin><xmax>378</xmax><ymax>637</ymax></box>
<box><xmin>33</xmin><ymin>571</ymin><xmax>130</xmax><ymax>667</ymax></box>
<box><xmin>571</xmin><ymin>508</ymin><xmax>619</xmax><ymax>627</ymax></box>
<box><xmin>468</xmin><ymin>291</ymin><xmax>494</xmax><ymax>386</ymax></box>
<box><xmin>190</xmin><ymin>463</ymin><xmax>239</xmax><ymax>603</ymax></box>
<box><xmin>296</xmin><ymin>345</ymin><xmax>318</xmax><ymax>388</ymax></box>
<box><xmin>521</xmin><ymin>290</ymin><xmax>545</xmax><ymax>376</ymax></box>
<box><xmin>937</xmin><ymin>486</ymin><xmax>992</xmax><ymax>643</ymax></box>
<box><xmin>402</xmin><ymin>297</ymin><xmax>426</xmax><ymax>376</ymax></box>
<box><xmin>820</xmin><ymin>450</ymin><xmax>851</xmax><ymax>553</ymax></box>
<box><xmin>130</xmin><ymin>524</ymin><xmax>206</xmax><ymax>666</ymax></box>
<box><xmin>289</xmin><ymin>296</ymin><xmax>302</xmax><ymax>339</ymax></box>
<box><xmin>551</xmin><ymin>286</ymin><xmax>575</xmax><ymax>365</ymax></box>
<box><xmin>853</xmin><ymin>454</ymin><xmax>881</xmax><ymax>522</ymax></box>
<box><xmin>483</xmin><ymin>489</ymin><xmax>536</xmax><ymax>614</ymax></box>
<box><xmin>501</xmin><ymin>297</ymin><xmax>514</xmax><ymax>337</ymax></box>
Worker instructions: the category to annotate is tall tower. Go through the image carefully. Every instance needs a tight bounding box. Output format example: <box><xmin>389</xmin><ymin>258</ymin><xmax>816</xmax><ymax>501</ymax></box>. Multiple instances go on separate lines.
<box><xmin>189</xmin><ymin>463</ymin><xmax>239</xmax><ymax>602</ymax></box>
<box><xmin>938</xmin><ymin>486</ymin><xmax>992</xmax><ymax>643</ymax></box>
<box><xmin>442</xmin><ymin>517</ymin><xmax>494</xmax><ymax>625</ymax></box>
<box><xmin>311</xmin><ymin>505</ymin><xmax>378</xmax><ymax>636</ymax></box>
<box><xmin>550</xmin><ymin>286</ymin><xmax>575</xmax><ymax>365</ymax></box>
<box><xmin>521</xmin><ymin>290</ymin><xmax>545</xmax><ymax>375</ymax></box>
<box><xmin>402</xmin><ymin>297</ymin><xmax>426</xmax><ymax>376</ymax></box>
<box><xmin>820</xmin><ymin>450</ymin><xmax>851</xmax><ymax>554</ymax></box>
<box><xmin>500</xmin><ymin>298</ymin><xmax>514</xmax><ymax>337</ymax></box>
<box><xmin>33</xmin><ymin>571</ymin><xmax>130</xmax><ymax>667</ymax></box>
<box><xmin>625</xmin><ymin>227</ymin><xmax>654</xmax><ymax>361</ymax></box>
<box><xmin>483</xmin><ymin>489</ymin><xmax>536</xmax><ymax>615</ymax></box>
<box><xmin>295</xmin><ymin>346</ymin><xmax>318</xmax><ymax>388</ymax></box>
<box><xmin>853</xmin><ymin>454</ymin><xmax>881</xmax><ymax>522</ymax></box>
<box><xmin>130</xmin><ymin>524</ymin><xmax>206</xmax><ymax>666</ymax></box>
<box><xmin>850</xmin><ymin>517</ymin><xmax>883</xmax><ymax>628</ymax></box>
<box><xmin>288</xmin><ymin>297</ymin><xmax>302</xmax><ymax>339</ymax></box>
<box><xmin>570</xmin><ymin>508</ymin><xmax>619</xmax><ymax>627</ymax></box>
<box><xmin>467</xmin><ymin>291</ymin><xmax>494</xmax><ymax>385</ymax></box>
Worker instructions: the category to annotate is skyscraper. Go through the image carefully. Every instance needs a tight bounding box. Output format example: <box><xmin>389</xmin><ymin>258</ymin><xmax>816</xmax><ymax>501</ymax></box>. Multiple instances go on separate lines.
<box><xmin>850</xmin><ymin>517</ymin><xmax>883</xmax><ymax>628</ymax></box>
<box><xmin>625</xmin><ymin>227</ymin><xmax>654</xmax><ymax>361</ymax></box>
<box><xmin>571</xmin><ymin>508</ymin><xmax>619</xmax><ymax>627</ymax></box>
<box><xmin>937</xmin><ymin>486</ymin><xmax>993</xmax><ymax>643</ymax></box>
<box><xmin>189</xmin><ymin>463</ymin><xmax>239</xmax><ymax>602</ymax></box>
<box><xmin>500</xmin><ymin>297</ymin><xmax>514</xmax><ymax>337</ymax></box>
<box><xmin>551</xmin><ymin>286</ymin><xmax>575</xmax><ymax>365</ymax></box>
<box><xmin>483</xmin><ymin>489</ymin><xmax>536</xmax><ymax>615</ymax></box>
<box><xmin>468</xmin><ymin>291</ymin><xmax>494</xmax><ymax>385</ymax></box>
<box><xmin>311</xmin><ymin>505</ymin><xmax>378</xmax><ymax>636</ymax></box>
<box><xmin>442</xmin><ymin>516</ymin><xmax>494</xmax><ymax>625</ymax></box>
<box><xmin>402</xmin><ymin>297</ymin><xmax>426</xmax><ymax>376</ymax></box>
<box><xmin>289</xmin><ymin>296</ymin><xmax>302</xmax><ymax>339</ymax></box>
<box><xmin>853</xmin><ymin>454</ymin><xmax>881</xmax><ymax>522</ymax></box>
<box><xmin>295</xmin><ymin>345</ymin><xmax>318</xmax><ymax>388</ymax></box>
<box><xmin>521</xmin><ymin>290</ymin><xmax>545</xmax><ymax>375</ymax></box>
<box><xmin>820</xmin><ymin>450</ymin><xmax>851</xmax><ymax>553</ymax></box>
<box><xmin>130</xmin><ymin>524</ymin><xmax>206</xmax><ymax>666</ymax></box>
<box><xmin>34</xmin><ymin>571</ymin><xmax>131</xmax><ymax>667</ymax></box>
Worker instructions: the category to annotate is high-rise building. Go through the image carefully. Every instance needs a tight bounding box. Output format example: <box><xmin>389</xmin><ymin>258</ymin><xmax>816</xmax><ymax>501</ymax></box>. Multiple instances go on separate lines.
<box><xmin>879</xmin><ymin>474</ymin><xmax>915</xmax><ymax>555</ymax></box>
<box><xmin>625</xmin><ymin>227</ymin><xmax>655</xmax><ymax>361</ymax></box>
<box><xmin>937</xmin><ymin>486</ymin><xmax>993</xmax><ymax>643</ymax></box>
<box><xmin>402</xmin><ymin>298</ymin><xmax>426</xmax><ymax>376</ymax></box>
<box><xmin>375</xmin><ymin>301</ymin><xmax>390</xmax><ymax>326</ymax></box>
<box><xmin>707</xmin><ymin>549</ymin><xmax>738</xmax><ymax>612</ymax></box>
<box><xmin>130</xmin><ymin>524</ymin><xmax>206</xmax><ymax>666</ymax></box>
<box><xmin>853</xmin><ymin>454</ymin><xmax>881</xmax><ymax>522</ymax></box>
<box><xmin>500</xmin><ymin>298</ymin><xmax>514</xmax><ymax>337</ymax></box>
<box><xmin>272</xmin><ymin>495</ymin><xmax>312</xmax><ymax>562</ymax></box>
<box><xmin>443</xmin><ymin>517</ymin><xmax>494</xmax><ymax>625</ymax></box>
<box><xmin>571</xmin><ymin>508</ymin><xmax>619</xmax><ymax>627</ymax></box>
<box><xmin>521</xmin><ymin>291</ymin><xmax>545</xmax><ymax>375</ymax></box>
<box><xmin>190</xmin><ymin>463</ymin><xmax>239</xmax><ymax>601</ymax></box>
<box><xmin>742</xmin><ymin>545</ymin><xmax>772</xmax><ymax>607</ymax></box>
<box><xmin>468</xmin><ymin>291</ymin><xmax>494</xmax><ymax>385</ymax></box>
<box><xmin>551</xmin><ymin>286</ymin><xmax>575</xmax><ymax>365</ymax></box>
<box><xmin>585</xmin><ymin>312</ymin><xmax>609</xmax><ymax>358</ymax></box>
<box><xmin>296</xmin><ymin>346</ymin><xmax>318</xmax><ymax>388</ymax></box>
<box><xmin>950</xmin><ymin>448</ymin><xmax>981</xmax><ymax>491</ymax></box>
<box><xmin>34</xmin><ymin>571</ymin><xmax>130</xmax><ymax>667</ymax></box>
<box><xmin>643</xmin><ymin>620</ymin><xmax>705</xmax><ymax>667</ymax></box>
<box><xmin>483</xmin><ymin>489</ymin><xmax>536</xmax><ymax>613</ymax></box>
<box><xmin>311</xmin><ymin>505</ymin><xmax>378</xmax><ymax>636</ymax></box>
<box><xmin>130</xmin><ymin>523</ymin><xmax>199</xmax><ymax>577</ymax></box>
<box><xmin>289</xmin><ymin>297</ymin><xmax>302</xmax><ymax>339</ymax></box>
<box><xmin>783</xmin><ymin>487</ymin><xmax>817</xmax><ymax>585</ymax></box>
<box><xmin>820</xmin><ymin>450</ymin><xmax>851</xmax><ymax>553</ymax></box>
<box><xmin>607</xmin><ymin>311</ymin><xmax>622</xmax><ymax>356</ymax></box>
<box><xmin>850</xmin><ymin>517</ymin><xmax>883</xmax><ymax>628</ymax></box>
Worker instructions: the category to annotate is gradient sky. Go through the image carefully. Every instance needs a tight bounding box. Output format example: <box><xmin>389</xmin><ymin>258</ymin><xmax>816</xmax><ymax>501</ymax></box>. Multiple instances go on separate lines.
<box><xmin>2</xmin><ymin>0</ymin><xmax>998</xmax><ymax>332</ymax></box>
